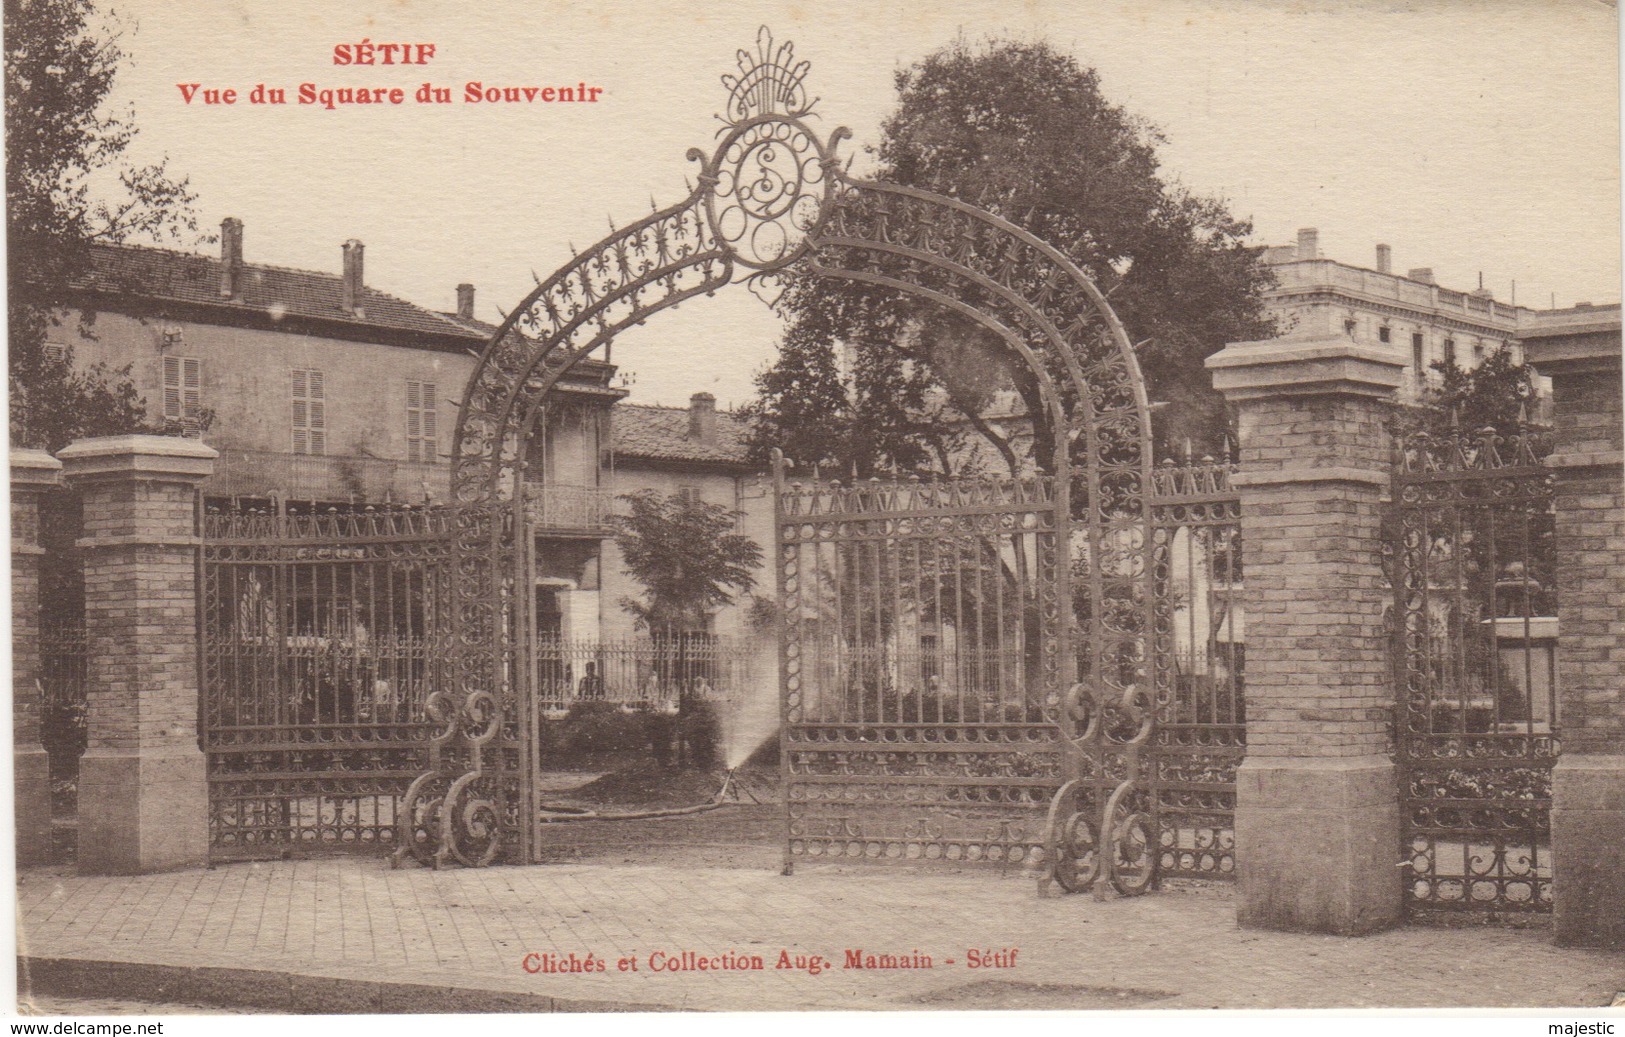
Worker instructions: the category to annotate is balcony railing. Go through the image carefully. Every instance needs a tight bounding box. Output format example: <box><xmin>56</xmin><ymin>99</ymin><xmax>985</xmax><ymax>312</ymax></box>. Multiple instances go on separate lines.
<box><xmin>204</xmin><ymin>448</ymin><xmax>450</xmax><ymax>504</ymax></box>
<box><xmin>523</xmin><ymin>483</ymin><xmax>615</xmax><ymax>532</ymax></box>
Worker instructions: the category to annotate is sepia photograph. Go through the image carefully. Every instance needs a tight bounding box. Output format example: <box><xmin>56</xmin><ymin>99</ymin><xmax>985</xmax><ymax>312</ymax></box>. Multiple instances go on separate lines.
<box><xmin>5</xmin><ymin>0</ymin><xmax>1623</xmax><ymax>1021</ymax></box>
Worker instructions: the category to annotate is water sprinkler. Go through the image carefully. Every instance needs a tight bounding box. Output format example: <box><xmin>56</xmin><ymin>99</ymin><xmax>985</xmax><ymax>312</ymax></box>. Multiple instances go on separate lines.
<box><xmin>714</xmin><ymin>767</ymin><xmax>738</xmax><ymax>804</ymax></box>
<box><xmin>714</xmin><ymin>767</ymin><xmax>762</xmax><ymax>805</ymax></box>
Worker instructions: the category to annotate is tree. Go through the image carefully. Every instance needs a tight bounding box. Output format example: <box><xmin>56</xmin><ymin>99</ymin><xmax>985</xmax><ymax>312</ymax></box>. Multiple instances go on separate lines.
<box><xmin>1421</xmin><ymin>345</ymin><xmax>1538</xmax><ymax>436</ymax></box>
<box><xmin>6</xmin><ymin>0</ymin><xmax>206</xmax><ymax>450</ymax></box>
<box><xmin>611</xmin><ymin>489</ymin><xmax>763</xmax><ymax>768</ymax></box>
<box><xmin>612</xmin><ymin>490</ymin><xmax>763</xmax><ymax>636</ymax></box>
<box><xmin>745</xmin><ymin>37</ymin><xmax>1278</xmax><ymax>476</ymax></box>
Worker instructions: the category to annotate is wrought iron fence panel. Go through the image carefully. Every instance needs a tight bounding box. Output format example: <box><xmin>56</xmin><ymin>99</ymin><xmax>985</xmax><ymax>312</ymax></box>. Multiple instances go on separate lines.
<box><xmin>201</xmin><ymin>505</ymin><xmax>475</xmax><ymax>857</ymax></box>
<box><xmin>534</xmin><ymin>635</ymin><xmax>758</xmax><ymax>713</ymax></box>
<box><xmin>1389</xmin><ymin>424</ymin><xmax>1558</xmax><ymax>916</ymax></box>
<box><xmin>1148</xmin><ymin>458</ymin><xmax>1244</xmax><ymax>881</ymax></box>
<box><xmin>40</xmin><ymin>622</ymin><xmax>89</xmax><ymax>814</ymax></box>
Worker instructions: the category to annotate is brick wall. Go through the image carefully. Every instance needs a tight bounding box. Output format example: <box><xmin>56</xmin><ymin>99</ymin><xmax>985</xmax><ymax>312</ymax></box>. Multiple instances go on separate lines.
<box><xmin>78</xmin><ymin>479</ymin><xmax>202</xmax><ymax>752</ymax></box>
<box><xmin>1235</xmin><ymin>396</ymin><xmax>1391</xmax><ymax>760</ymax></box>
<box><xmin>1551</xmin><ymin>368</ymin><xmax>1624</xmax><ymax>756</ymax></box>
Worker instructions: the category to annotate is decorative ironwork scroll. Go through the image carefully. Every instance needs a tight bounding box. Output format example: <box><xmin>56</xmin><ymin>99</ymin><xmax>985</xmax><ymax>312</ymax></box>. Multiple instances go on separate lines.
<box><xmin>443</xmin><ymin>27</ymin><xmax>1162</xmax><ymax>873</ymax></box>
<box><xmin>1389</xmin><ymin>423</ymin><xmax>1557</xmax><ymax>915</ymax></box>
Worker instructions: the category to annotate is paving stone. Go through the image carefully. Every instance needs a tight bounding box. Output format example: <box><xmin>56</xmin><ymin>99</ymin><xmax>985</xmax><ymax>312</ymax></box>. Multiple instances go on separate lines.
<box><xmin>14</xmin><ymin>858</ymin><xmax>1625</xmax><ymax>1011</ymax></box>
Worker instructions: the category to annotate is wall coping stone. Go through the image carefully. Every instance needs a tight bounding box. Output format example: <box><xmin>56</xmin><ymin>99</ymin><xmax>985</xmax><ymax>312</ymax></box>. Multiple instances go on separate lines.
<box><xmin>10</xmin><ymin>449</ymin><xmax>62</xmax><ymax>489</ymax></box>
<box><xmin>1546</xmin><ymin>449</ymin><xmax>1625</xmax><ymax>473</ymax></box>
<box><xmin>1523</xmin><ymin>334</ymin><xmax>1622</xmax><ymax>377</ymax></box>
<box><xmin>58</xmin><ymin>435</ymin><xmax>217</xmax><ymax>484</ymax></box>
<box><xmin>1206</xmin><ymin>335</ymin><xmax>1406</xmax><ymax>402</ymax></box>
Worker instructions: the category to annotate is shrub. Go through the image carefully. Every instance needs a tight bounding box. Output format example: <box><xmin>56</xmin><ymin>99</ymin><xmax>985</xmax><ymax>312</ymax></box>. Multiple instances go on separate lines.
<box><xmin>561</xmin><ymin>701</ymin><xmax>647</xmax><ymax>754</ymax></box>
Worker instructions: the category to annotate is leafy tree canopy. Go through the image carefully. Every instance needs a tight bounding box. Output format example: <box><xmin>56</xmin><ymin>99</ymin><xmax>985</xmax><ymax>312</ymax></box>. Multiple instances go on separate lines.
<box><xmin>1420</xmin><ymin>345</ymin><xmax>1538</xmax><ymax>436</ymax></box>
<box><xmin>611</xmin><ymin>489</ymin><xmax>763</xmax><ymax>636</ymax></box>
<box><xmin>6</xmin><ymin>0</ymin><xmax>207</xmax><ymax>450</ymax></box>
<box><xmin>744</xmin><ymin>37</ymin><xmax>1278</xmax><ymax>476</ymax></box>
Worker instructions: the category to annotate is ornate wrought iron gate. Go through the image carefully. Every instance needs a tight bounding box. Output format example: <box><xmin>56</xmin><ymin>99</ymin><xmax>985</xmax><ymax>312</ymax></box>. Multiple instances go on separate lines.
<box><xmin>395</xmin><ymin>26</ymin><xmax>1252</xmax><ymax>884</ymax></box>
<box><xmin>203</xmin><ymin>507</ymin><xmax>455</xmax><ymax>855</ymax></box>
<box><xmin>776</xmin><ymin>464</ymin><xmax>1065</xmax><ymax>867</ymax></box>
<box><xmin>1390</xmin><ymin>424</ymin><xmax>1558</xmax><ymax>915</ymax></box>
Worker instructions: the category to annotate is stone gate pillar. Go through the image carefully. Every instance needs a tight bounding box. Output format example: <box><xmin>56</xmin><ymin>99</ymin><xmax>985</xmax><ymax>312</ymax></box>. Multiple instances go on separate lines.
<box><xmin>12</xmin><ymin>449</ymin><xmax>62</xmax><ymax>864</ymax></box>
<box><xmin>58</xmin><ymin>435</ymin><xmax>216</xmax><ymax>874</ymax></box>
<box><xmin>1526</xmin><ymin>321</ymin><xmax>1625</xmax><ymax>949</ymax></box>
<box><xmin>1207</xmin><ymin>338</ymin><xmax>1406</xmax><ymax>934</ymax></box>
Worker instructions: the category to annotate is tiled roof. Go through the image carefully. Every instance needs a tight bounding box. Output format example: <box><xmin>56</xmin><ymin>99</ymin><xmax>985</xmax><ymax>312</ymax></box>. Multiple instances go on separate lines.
<box><xmin>612</xmin><ymin>404</ymin><xmax>753</xmax><ymax>466</ymax></box>
<box><xmin>77</xmin><ymin>243</ymin><xmax>483</xmax><ymax>343</ymax></box>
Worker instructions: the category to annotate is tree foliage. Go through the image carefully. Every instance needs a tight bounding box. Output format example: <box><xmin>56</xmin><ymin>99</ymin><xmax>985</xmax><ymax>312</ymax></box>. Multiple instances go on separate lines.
<box><xmin>745</xmin><ymin>38</ymin><xmax>1278</xmax><ymax>476</ymax></box>
<box><xmin>611</xmin><ymin>489</ymin><xmax>763</xmax><ymax>635</ymax></box>
<box><xmin>6</xmin><ymin>0</ymin><xmax>206</xmax><ymax>450</ymax></box>
<box><xmin>1421</xmin><ymin>345</ymin><xmax>1538</xmax><ymax>435</ymax></box>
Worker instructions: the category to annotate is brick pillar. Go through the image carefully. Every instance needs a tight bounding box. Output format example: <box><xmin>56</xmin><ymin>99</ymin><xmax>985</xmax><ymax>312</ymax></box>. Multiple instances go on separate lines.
<box><xmin>1527</xmin><ymin>329</ymin><xmax>1625</xmax><ymax>948</ymax></box>
<box><xmin>12</xmin><ymin>449</ymin><xmax>62</xmax><ymax>864</ymax></box>
<box><xmin>58</xmin><ymin>435</ymin><xmax>216</xmax><ymax>874</ymax></box>
<box><xmin>1207</xmin><ymin>338</ymin><xmax>1406</xmax><ymax>934</ymax></box>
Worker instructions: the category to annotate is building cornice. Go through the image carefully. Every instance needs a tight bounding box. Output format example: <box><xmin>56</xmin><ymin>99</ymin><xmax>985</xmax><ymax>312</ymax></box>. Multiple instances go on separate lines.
<box><xmin>1270</xmin><ymin>288</ymin><xmax>1517</xmax><ymax>339</ymax></box>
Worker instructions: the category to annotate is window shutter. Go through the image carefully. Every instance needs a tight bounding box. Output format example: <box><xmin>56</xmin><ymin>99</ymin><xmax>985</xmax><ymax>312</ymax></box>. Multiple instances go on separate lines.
<box><xmin>163</xmin><ymin>356</ymin><xmax>182</xmax><ymax>421</ymax></box>
<box><xmin>422</xmin><ymin>382</ymin><xmax>437</xmax><ymax>453</ymax></box>
<box><xmin>292</xmin><ymin>368</ymin><xmax>326</xmax><ymax>455</ymax></box>
<box><xmin>182</xmin><ymin>358</ymin><xmax>202</xmax><ymax>433</ymax></box>
<box><xmin>405</xmin><ymin>380</ymin><xmax>437</xmax><ymax>462</ymax></box>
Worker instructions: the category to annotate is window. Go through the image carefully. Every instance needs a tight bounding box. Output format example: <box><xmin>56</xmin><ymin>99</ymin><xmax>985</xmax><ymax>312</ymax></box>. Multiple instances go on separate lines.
<box><xmin>677</xmin><ymin>485</ymin><xmax>701</xmax><ymax>505</ymax></box>
<box><xmin>291</xmin><ymin>368</ymin><xmax>326</xmax><ymax>455</ymax></box>
<box><xmin>1443</xmin><ymin>339</ymin><xmax>1457</xmax><ymax>367</ymax></box>
<box><xmin>1411</xmin><ymin>333</ymin><xmax>1425</xmax><ymax>376</ymax></box>
<box><xmin>43</xmin><ymin>342</ymin><xmax>68</xmax><ymax>363</ymax></box>
<box><xmin>162</xmin><ymin>356</ymin><xmax>203</xmax><ymax>437</ymax></box>
<box><xmin>406</xmin><ymin>380</ymin><xmax>437</xmax><ymax>462</ymax></box>
<box><xmin>1378</xmin><ymin>325</ymin><xmax>1391</xmax><ymax>344</ymax></box>
<box><xmin>1344</xmin><ymin>317</ymin><xmax>1357</xmax><ymax>336</ymax></box>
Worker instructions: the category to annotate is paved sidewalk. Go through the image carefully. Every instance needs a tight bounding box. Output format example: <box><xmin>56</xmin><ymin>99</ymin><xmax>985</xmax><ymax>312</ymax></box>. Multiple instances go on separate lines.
<box><xmin>15</xmin><ymin>856</ymin><xmax>1625</xmax><ymax>1012</ymax></box>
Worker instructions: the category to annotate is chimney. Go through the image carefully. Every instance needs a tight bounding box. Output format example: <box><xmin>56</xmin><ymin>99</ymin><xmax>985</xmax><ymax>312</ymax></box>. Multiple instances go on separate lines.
<box><xmin>1375</xmin><ymin>244</ymin><xmax>1392</xmax><ymax>274</ymax></box>
<box><xmin>1407</xmin><ymin>267</ymin><xmax>1436</xmax><ymax>285</ymax></box>
<box><xmin>688</xmin><ymin>391</ymin><xmax>717</xmax><ymax>444</ymax></box>
<box><xmin>1296</xmin><ymin>227</ymin><xmax>1319</xmax><ymax>260</ymax></box>
<box><xmin>219</xmin><ymin>217</ymin><xmax>244</xmax><ymax>298</ymax></box>
<box><xmin>341</xmin><ymin>239</ymin><xmax>365</xmax><ymax>315</ymax></box>
<box><xmin>456</xmin><ymin>283</ymin><xmax>475</xmax><ymax>320</ymax></box>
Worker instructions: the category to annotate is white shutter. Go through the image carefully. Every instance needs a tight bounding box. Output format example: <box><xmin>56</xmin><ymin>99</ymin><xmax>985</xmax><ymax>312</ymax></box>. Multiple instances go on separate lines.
<box><xmin>421</xmin><ymin>382</ymin><xmax>437</xmax><ymax>460</ymax></box>
<box><xmin>163</xmin><ymin>356</ymin><xmax>203</xmax><ymax>436</ymax></box>
<box><xmin>292</xmin><ymin>368</ymin><xmax>326</xmax><ymax>455</ymax></box>
<box><xmin>405</xmin><ymin>380</ymin><xmax>437</xmax><ymax>462</ymax></box>
<box><xmin>163</xmin><ymin>356</ymin><xmax>183</xmax><ymax>422</ymax></box>
<box><xmin>181</xmin><ymin>358</ymin><xmax>202</xmax><ymax>435</ymax></box>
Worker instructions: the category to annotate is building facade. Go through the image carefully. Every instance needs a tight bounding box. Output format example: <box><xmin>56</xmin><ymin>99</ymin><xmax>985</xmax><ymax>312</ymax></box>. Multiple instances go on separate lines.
<box><xmin>39</xmin><ymin>221</ymin><xmax>773</xmax><ymax>650</ymax></box>
<box><xmin>1265</xmin><ymin>226</ymin><xmax>1557</xmax><ymax>411</ymax></box>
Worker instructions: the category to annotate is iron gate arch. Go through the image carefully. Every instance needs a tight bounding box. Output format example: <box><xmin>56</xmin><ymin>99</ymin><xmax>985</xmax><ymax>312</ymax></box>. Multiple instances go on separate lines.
<box><xmin>380</xmin><ymin>26</ymin><xmax>1240</xmax><ymax>886</ymax></box>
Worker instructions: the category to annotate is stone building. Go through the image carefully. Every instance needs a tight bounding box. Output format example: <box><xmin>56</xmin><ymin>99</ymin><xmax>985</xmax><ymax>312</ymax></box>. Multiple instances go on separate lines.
<box><xmin>36</xmin><ymin>219</ymin><xmax>772</xmax><ymax>646</ymax></box>
<box><xmin>1265</xmin><ymin>226</ymin><xmax>1548</xmax><ymax>410</ymax></box>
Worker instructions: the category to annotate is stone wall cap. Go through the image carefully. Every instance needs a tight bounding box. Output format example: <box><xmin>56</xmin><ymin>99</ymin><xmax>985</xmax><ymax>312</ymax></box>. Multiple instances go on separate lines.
<box><xmin>1205</xmin><ymin>336</ymin><xmax>1408</xmax><ymax>371</ymax></box>
<box><xmin>1546</xmin><ymin>449</ymin><xmax>1624</xmax><ymax>471</ymax></box>
<box><xmin>10</xmin><ymin>449</ymin><xmax>63</xmax><ymax>487</ymax></box>
<box><xmin>57</xmin><ymin>435</ymin><xmax>219</xmax><ymax>462</ymax></box>
<box><xmin>1522</xmin><ymin>334</ymin><xmax>1623</xmax><ymax>374</ymax></box>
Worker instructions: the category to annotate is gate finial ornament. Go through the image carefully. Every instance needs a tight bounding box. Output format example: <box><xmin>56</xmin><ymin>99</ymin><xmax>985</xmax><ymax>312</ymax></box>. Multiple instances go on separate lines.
<box><xmin>720</xmin><ymin>26</ymin><xmax>817</xmax><ymax>126</ymax></box>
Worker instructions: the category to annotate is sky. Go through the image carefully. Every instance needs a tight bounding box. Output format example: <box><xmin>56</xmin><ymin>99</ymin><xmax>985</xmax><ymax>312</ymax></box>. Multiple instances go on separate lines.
<box><xmin>99</xmin><ymin>0</ymin><xmax>1620</xmax><ymax>410</ymax></box>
